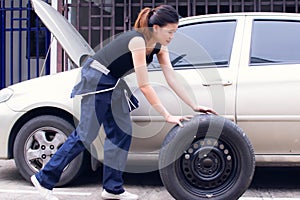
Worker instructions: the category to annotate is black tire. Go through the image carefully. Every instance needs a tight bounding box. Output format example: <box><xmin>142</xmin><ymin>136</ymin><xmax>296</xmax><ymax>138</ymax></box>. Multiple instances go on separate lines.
<box><xmin>13</xmin><ymin>115</ymin><xmax>84</xmax><ymax>186</ymax></box>
<box><xmin>159</xmin><ymin>114</ymin><xmax>255</xmax><ymax>200</ymax></box>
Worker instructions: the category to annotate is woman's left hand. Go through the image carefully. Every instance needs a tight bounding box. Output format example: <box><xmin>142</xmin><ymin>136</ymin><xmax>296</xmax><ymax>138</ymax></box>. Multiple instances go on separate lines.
<box><xmin>193</xmin><ymin>105</ymin><xmax>218</xmax><ymax>115</ymax></box>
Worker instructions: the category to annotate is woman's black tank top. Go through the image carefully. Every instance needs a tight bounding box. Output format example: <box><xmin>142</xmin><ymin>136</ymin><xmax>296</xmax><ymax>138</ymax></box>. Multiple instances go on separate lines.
<box><xmin>92</xmin><ymin>30</ymin><xmax>161</xmax><ymax>78</ymax></box>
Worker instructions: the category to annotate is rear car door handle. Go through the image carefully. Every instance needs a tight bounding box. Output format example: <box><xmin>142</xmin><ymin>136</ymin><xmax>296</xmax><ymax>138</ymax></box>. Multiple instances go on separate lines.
<box><xmin>202</xmin><ymin>80</ymin><xmax>232</xmax><ymax>87</ymax></box>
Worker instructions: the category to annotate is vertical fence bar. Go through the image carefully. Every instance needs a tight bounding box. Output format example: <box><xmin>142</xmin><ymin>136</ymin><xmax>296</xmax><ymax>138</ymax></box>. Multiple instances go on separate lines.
<box><xmin>35</xmin><ymin>1</ymin><xmax>40</xmax><ymax>77</ymax></box>
<box><xmin>241</xmin><ymin>0</ymin><xmax>244</xmax><ymax>12</ymax></box>
<box><xmin>19</xmin><ymin>0</ymin><xmax>23</xmax><ymax>82</ymax></box>
<box><xmin>123</xmin><ymin>0</ymin><xmax>127</xmax><ymax>32</ymax></box>
<box><xmin>100</xmin><ymin>0</ymin><xmax>104</xmax><ymax>43</ymax></box>
<box><xmin>64</xmin><ymin>0</ymin><xmax>68</xmax><ymax>71</ymax></box>
<box><xmin>111</xmin><ymin>0</ymin><xmax>115</xmax><ymax>37</ymax></box>
<box><xmin>88</xmin><ymin>0</ymin><xmax>91</xmax><ymax>45</ymax></box>
<box><xmin>271</xmin><ymin>0</ymin><xmax>274</xmax><ymax>11</ymax></box>
<box><xmin>187</xmin><ymin>0</ymin><xmax>190</xmax><ymax>16</ymax></box>
<box><xmin>76</xmin><ymin>0</ymin><xmax>80</xmax><ymax>30</ymax></box>
<box><xmin>0</xmin><ymin>0</ymin><xmax>5</xmax><ymax>89</ymax></box>
<box><xmin>128</xmin><ymin>0</ymin><xmax>132</xmax><ymax>31</ymax></box>
<box><xmin>45</xmin><ymin>22</ymin><xmax>50</xmax><ymax>75</ymax></box>
<box><xmin>57</xmin><ymin>0</ymin><xmax>63</xmax><ymax>72</ymax></box>
<box><xmin>9</xmin><ymin>0</ymin><xmax>13</xmax><ymax>85</ymax></box>
<box><xmin>27</xmin><ymin>0</ymin><xmax>31</xmax><ymax>79</ymax></box>
<box><xmin>252</xmin><ymin>0</ymin><xmax>256</xmax><ymax>11</ymax></box>
<box><xmin>44</xmin><ymin>0</ymin><xmax>50</xmax><ymax>74</ymax></box>
<box><xmin>192</xmin><ymin>0</ymin><xmax>196</xmax><ymax>15</ymax></box>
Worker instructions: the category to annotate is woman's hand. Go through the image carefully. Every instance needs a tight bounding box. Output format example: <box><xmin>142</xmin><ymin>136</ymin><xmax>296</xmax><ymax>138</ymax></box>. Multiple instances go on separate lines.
<box><xmin>165</xmin><ymin>114</ymin><xmax>193</xmax><ymax>127</ymax></box>
<box><xmin>193</xmin><ymin>105</ymin><xmax>218</xmax><ymax>115</ymax></box>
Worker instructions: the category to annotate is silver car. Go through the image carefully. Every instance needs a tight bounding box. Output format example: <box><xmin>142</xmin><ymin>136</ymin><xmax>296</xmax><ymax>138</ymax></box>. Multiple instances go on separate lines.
<box><xmin>1</xmin><ymin>0</ymin><xmax>300</xmax><ymax>199</ymax></box>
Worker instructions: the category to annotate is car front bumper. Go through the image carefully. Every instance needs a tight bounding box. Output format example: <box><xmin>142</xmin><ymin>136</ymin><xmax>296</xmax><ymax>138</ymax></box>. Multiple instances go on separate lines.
<box><xmin>0</xmin><ymin>102</ymin><xmax>25</xmax><ymax>158</ymax></box>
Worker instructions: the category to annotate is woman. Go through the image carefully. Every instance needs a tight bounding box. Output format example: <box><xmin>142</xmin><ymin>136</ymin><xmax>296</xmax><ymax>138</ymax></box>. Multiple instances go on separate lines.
<box><xmin>31</xmin><ymin>5</ymin><xmax>216</xmax><ymax>200</ymax></box>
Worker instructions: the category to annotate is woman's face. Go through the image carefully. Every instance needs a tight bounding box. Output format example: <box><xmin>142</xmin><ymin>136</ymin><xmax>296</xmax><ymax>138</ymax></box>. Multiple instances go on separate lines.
<box><xmin>153</xmin><ymin>23</ymin><xmax>178</xmax><ymax>46</ymax></box>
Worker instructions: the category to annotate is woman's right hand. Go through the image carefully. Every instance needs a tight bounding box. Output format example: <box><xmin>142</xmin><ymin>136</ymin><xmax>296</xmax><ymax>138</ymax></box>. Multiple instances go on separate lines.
<box><xmin>165</xmin><ymin>114</ymin><xmax>193</xmax><ymax>127</ymax></box>
<box><xmin>193</xmin><ymin>105</ymin><xmax>218</xmax><ymax>115</ymax></box>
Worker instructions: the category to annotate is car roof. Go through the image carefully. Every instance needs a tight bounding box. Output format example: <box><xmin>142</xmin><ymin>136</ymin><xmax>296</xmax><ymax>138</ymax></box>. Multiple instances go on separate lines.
<box><xmin>180</xmin><ymin>12</ymin><xmax>300</xmax><ymax>23</ymax></box>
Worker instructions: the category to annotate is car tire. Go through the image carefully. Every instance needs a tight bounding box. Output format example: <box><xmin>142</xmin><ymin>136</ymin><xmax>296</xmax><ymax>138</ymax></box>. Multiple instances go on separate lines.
<box><xmin>159</xmin><ymin>114</ymin><xmax>255</xmax><ymax>200</ymax></box>
<box><xmin>13</xmin><ymin>115</ymin><xmax>84</xmax><ymax>186</ymax></box>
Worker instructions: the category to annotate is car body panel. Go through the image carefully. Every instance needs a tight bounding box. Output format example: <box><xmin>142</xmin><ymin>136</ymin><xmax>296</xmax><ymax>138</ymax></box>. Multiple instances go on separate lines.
<box><xmin>236</xmin><ymin>15</ymin><xmax>300</xmax><ymax>155</ymax></box>
<box><xmin>0</xmin><ymin>103</ymin><xmax>25</xmax><ymax>158</ymax></box>
<box><xmin>0</xmin><ymin>68</ymin><xmax>82</xmax><ymax>158</ymax></box>
<box><xmin>5</xmin><ymin>68</ymin><xmax>81</xmax><ymax>116</ymax></box>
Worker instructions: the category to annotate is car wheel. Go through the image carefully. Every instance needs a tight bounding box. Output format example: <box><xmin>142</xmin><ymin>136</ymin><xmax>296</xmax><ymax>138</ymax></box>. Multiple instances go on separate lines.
<box><xmin>159</xmin><ymin>114</ymin><xmax>255</xmax><ymax>200</ymax></box>
<box><xmin>13</xmin><ymin>115</ymin><xmax>84</xmax><ymax>186</ymax></box>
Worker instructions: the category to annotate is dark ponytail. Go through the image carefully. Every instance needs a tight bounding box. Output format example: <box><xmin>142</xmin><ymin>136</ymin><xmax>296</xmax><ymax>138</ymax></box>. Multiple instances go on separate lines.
<box><xmin>134</xmin><ymin>5</ymin><xmax>179</xmax><ymax>40</ymax></box>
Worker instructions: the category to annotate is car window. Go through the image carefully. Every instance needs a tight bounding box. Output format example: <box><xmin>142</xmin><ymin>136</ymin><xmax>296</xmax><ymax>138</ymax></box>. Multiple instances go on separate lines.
<box><xmin>250</xmin><ymin>20</ymin><xmax>300</xmax><ymax>65</ymax></box>
<box><xmin>148</xmin><ymin>20</ymin><xmax>237</xmax><ymax>70</ymax></box>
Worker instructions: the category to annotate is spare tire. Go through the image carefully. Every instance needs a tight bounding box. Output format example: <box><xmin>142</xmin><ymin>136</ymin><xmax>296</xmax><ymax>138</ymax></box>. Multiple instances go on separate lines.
<box><xmin>159</xmin><ymin>114</ymin><xmax>255</xmax><ymax>200</ymax></box>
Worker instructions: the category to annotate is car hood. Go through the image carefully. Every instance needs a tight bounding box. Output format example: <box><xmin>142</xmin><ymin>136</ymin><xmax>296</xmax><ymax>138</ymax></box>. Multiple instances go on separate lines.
<box><xmin>31</xmin><ymin>0</ymin><xmax>95</xmax><ymax>67</ymax></box>
<box><xmin>5</xmin><ymin>68</ymin><xmax>81</xmax><ymax>112</ymax></box>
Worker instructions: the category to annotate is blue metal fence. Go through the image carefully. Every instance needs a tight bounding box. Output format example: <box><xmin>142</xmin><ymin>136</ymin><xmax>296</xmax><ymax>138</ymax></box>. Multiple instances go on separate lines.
<box><xmin>0</xmin><ymin>0</ymin><xmax>50</xmax><ymax>89</ymax></box>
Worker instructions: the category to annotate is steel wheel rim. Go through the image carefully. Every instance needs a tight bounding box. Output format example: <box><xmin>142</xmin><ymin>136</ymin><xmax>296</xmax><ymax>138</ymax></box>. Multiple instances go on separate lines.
<box><xmin>176</xmin><ymin>137</ymin><xmax>240</xmax><ymax>196</ymax></box>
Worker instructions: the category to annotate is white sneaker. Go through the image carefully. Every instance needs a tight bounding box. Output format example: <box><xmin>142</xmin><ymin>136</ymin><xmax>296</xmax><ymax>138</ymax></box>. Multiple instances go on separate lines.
<box><xmin>101</xmin><ymin>189</ymin><xmax>138</xmax><ymax>200</ymax></box>
<box><xmin>31</xmin><ymin>175</ymin><xmax>59</xmax><ymax>200</ymax></box>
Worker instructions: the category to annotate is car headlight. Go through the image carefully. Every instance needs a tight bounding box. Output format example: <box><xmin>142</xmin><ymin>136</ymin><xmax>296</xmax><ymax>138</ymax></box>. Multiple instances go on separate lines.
<box><xmin>0</xmin><ymin>88</ymin><xmax>14</xmax><ymax>103</ymax></box>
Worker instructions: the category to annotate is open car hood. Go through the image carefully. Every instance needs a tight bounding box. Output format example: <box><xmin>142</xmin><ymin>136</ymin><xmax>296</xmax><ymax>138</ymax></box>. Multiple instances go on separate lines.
<box><xmin>31</xmin><ymin>0</ymin><xmax>95</xmax><ymax>67</ymax></box>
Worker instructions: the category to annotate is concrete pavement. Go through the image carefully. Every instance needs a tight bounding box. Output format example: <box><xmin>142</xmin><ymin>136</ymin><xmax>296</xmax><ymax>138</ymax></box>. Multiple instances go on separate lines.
<box><xmin>1</xmin><ymin>159</ymin><xmax>300</xmax><ymax>199</ymax></box>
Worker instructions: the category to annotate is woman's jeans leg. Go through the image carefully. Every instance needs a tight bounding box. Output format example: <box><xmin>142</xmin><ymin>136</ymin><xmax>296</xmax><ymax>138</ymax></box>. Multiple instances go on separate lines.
<box><xmin>35</xmin><ymin>131</ymin><xmax>86</xmax><ymax>190</ymax></box>
<box><xmin>35</xmin><ymin>94</ymin><xmax>107</xmax><ymax>190</ymax></box>
<box><xmin>35</xmin><ymin>91</ymin><xmax>132</xmax><ymax>194</ymax></box>
<box><xmin>99</xmin><ymin>95</ymin><xmax>132</xmax><ymax>195</ymax></box>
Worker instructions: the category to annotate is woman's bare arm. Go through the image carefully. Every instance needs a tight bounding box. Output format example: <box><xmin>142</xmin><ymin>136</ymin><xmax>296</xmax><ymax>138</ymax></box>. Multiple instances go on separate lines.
<box><xmin>157</xmin><ymin>45</ymin><xmax>217</xmax><ymax>115</ymax></box>
<box><xmin>129</xmin><ymin>37</ymin><xmax>190</xmax><ymax>126</ymax></box>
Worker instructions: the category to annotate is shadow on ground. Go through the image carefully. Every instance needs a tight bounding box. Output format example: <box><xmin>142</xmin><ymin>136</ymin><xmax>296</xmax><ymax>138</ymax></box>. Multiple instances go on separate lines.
<box><xmin>70</xmin><ymin>165</ymin><xmax>300</xmax><ymax>189</ymax></box>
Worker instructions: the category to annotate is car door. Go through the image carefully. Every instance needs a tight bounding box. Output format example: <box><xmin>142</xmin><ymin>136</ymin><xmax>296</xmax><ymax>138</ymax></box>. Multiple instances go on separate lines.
<box><xmin>237</xmin><ymin>15</ymin><xmax>300</xmax><ymax>155</ymax></box>
<box><xmin>127</xmin><ymin>15</ymin><xmax>246</xmax><ymax>152</ymax></box>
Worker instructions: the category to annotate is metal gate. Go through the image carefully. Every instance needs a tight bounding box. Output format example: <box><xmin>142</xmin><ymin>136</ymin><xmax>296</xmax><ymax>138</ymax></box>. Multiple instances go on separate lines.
<box><xmin>0</xmin><ymin>0</ymin><xmax>51</xmax><ymax>89</ymax></box>
<box><xmin>60</xmin><ymin>0</ymin><xmax>300</xmax><ymax>68</ymax></box>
